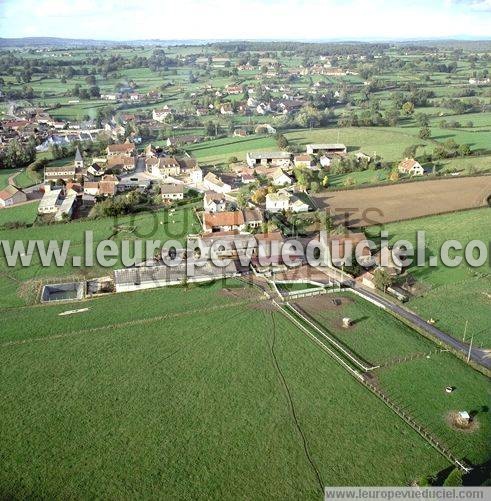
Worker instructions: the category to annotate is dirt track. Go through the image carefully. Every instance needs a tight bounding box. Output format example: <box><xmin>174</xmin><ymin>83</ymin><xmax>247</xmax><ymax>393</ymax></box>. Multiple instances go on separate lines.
<box><xmin>312</xmin><ymin>176</ymin><xmax>491</xmax><ymax>227</ymax></box>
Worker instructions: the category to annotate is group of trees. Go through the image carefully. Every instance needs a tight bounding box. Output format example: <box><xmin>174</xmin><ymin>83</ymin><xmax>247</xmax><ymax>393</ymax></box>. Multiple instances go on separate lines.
<box><xmin>0</xmin><ymin>139</ymin><xmax>36</xmax><ymax>170</ymax></box>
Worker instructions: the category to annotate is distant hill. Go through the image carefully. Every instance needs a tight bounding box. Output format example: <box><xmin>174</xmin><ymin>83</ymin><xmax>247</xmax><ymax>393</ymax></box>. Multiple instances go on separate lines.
<box><xmin>0</xmin><ymin>37</ymin><xmax>216</xmax><ymax>48</ymax></box>
<box><xmin>0</xmin><ymin>36</ymin><xmax>490</xmax><ymax>50</ymax></box>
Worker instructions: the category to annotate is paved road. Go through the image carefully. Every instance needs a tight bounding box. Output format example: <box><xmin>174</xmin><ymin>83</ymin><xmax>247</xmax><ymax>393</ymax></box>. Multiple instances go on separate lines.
<box><xmin>353</xmin><ymin>284</ymin><xmax>491</xmax><ymax>371</ymax></box>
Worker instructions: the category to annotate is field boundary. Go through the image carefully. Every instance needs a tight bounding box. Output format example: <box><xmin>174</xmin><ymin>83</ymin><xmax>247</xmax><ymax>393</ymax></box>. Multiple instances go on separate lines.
<box><xmin>275</xmin><ymin>299</ymin><xmax>472</xmax><ymax>473</ymax></box>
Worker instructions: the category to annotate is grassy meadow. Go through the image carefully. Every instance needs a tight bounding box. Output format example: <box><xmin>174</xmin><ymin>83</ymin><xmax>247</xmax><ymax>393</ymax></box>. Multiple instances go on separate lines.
<box><xmin>0</xmin><ymin>281</ymin><xmax>451</xmax><ymax>498</ymax></box>
<box><xmin>366</xmin><ymin>208</ymin><xmax>491</xmax><ymax>347</ymax></box>
<box><xmin>0</xmin><ymin>206</ymin><xmax>200</xmax><ymax>308</ymax></box>
<box><xmin>293</xmin><ymin>291</ymin><xmax>490</xmax><ymax>466</ymax></box>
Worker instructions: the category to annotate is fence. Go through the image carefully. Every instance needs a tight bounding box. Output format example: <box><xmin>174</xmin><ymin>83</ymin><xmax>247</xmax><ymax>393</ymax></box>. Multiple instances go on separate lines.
<box><xmin>275</xmin><ymin>300</ymin><xmax>471</xmax><ymax>474</ymax></box>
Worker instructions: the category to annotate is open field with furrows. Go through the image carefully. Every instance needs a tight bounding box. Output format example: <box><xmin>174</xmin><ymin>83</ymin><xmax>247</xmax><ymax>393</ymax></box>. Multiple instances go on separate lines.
<box><xmin>291</xmin><ymin>292</ymin><xmax>490</xmax><ymax>466</ymax></box>
<box><xmin>0</xmin><ymin>281</ymin><xmax>451</xmax><ymax>498</ymax></box>
<box><xmin>0</xmin><ymin>206</ymin><xmax>200</xmax><ymax>309</ymax></box>
<box><xmin>366</xmin><ymin>208</ymin><xmax>491</xmax><ymax>348</ymax></box>
<box><xmin>312</xmin><ymin>176</ymin><xmax>491</xmax><ymax>227</ymax></box>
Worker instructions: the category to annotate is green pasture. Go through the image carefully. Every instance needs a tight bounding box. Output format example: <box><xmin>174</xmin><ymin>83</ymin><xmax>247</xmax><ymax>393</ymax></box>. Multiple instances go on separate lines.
<box><xmin>0</xmin><ymin>282</ymin><xmax>449</xmax><ymax>498</ymax></box>
<box><xmin>366</xmin><ymin>208</ymin><xmax>491</xmax><ymax>347</ymax></box>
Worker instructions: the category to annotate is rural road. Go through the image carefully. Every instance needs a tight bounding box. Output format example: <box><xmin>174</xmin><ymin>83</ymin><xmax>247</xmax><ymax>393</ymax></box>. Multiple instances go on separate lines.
<box><xmin>352</xmin><ymin>284</ymin><xmax>491</xmax><ymax>370</ymax></box>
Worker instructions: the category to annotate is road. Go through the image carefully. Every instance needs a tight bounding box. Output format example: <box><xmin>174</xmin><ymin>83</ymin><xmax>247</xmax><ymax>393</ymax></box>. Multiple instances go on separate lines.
<box><xmin>352</xmin><ymin>284</ymin><xmax>491</xmax><ymax>371</ymax></box>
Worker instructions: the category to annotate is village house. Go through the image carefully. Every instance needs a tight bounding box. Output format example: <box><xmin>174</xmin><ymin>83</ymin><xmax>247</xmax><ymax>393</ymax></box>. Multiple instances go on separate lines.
<box><xmin>266</xmin><ymin>190</ymin><xmax>290</xmax><ymax>212</ymax></box>
<box><xmin>203</xmin><ymin>191</ymin><xmax>227</xmax><ymax>213</ymax></box>
<box><xmin>241</xmin><ymin>172</ymin><xmax>255</xmax><ymax>184</ymax></box>
<box><xmin>203</xmin><ymin>172</ymin><xmax>231</xmax><ymax>194</ymax></box>
<box><xmin>271</xmin><ymin>168</ymin><xmax>293</xmax><ymax>186</ymax></box>
<box><xmin>398</xmin><ymin>158</ymin><xmax>425</xmax><ymax>176</ymax></box>
<box><xmin>202</xmin><ymin>210</ymin><xmax>245</xmax><ymax>233</ymax></box>
<box><xmin>107</xmin><ymin>155</ymin><xmax>136</xmax><ymax>172</ymax></box>
<box><xmin>289</xmin><ymin>196</ymin><xmax>309</xmax><ymax>213</ymax></box>
<box><xmin>83</xmin><ymin>181</ymin><xmax>100</xmax><ymax>196</ymax></box>
<box><xmin>220</xmin><ymin>103</ymin><xmax>234</xmax><ymax>115</ymax></box>
<box><xmin>106</xmin><ymin>143</ymin><xmax>135</xmax><ymax>157</ymax></box>
<box><xmin>99</xmin><ymin>175</ymin><xmax>119</xmax><ymax>196</ymax></box>
<box><xmin>87</xmin><ymin>162</ymin><xmax>105</xmax><ymax>177</ymax></box>
<box><xmin>294</xmin><ymin>154</ymin><xmax>315</xmax><ymax>169</ymax></box>
<box><xmin>152</xmin><ymin>106</ymin><xmax>174</xmax><ymax>122</ymax></box>
<box><xmin>0</xmin><ymin>185</ymin><xmax>27</xmax><ymax>207</ymax></box>
<box><xmin>147</xmin><ymin>157</ymin><xmax>181</xmax><ymax>179</ymax></box>
<box><xmin>242</xmin><ymin>208</ymin><xmax>264</xmax><ymax>229</ymax></box>
<box><xmin>161</xmin><ymin>184</ymin><xmax>184</xmax><ymax>201</ymax></box>
<box><xmin>246</xmin><ymin>151</ymin><xmax>292</xmax><ymax>168</ymax></box>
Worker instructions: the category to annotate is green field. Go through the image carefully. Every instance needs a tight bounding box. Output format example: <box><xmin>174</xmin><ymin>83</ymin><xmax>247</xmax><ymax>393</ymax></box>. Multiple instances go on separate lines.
<box><xmin>0</xmin><ymin>281</ymin><xmax>452</xmax><ymax>498</ymax></box>
<box><xmin>0</xmin><ymin>201</ymin><xmax>38</xmax><ymax>227</ymax></box>
<box><xmin>0</xmin><ymin>168</ymin><xmax>18</xmax><ymax>189</ymax></box>
<box><xmin>293</xmin><ymin>292</ymin><xmax>489</xmax><ymax>465</ymax></box>
<box><xmin>366</xmin><ymin>208</ymin><xmax>491</xmax><ymax>347</ymax></box>
<box><xmin>0</xmin><ymin>206</ymin><xmax>200</xmax><ymax>308</ymax></box>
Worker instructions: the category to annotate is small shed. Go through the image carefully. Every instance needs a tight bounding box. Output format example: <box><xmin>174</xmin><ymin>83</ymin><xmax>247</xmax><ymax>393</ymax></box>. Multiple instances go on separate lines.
<box><xmin>457</xmin><ymin>411</ymin><xmax>470</xmax><ymax>425</ymax></box>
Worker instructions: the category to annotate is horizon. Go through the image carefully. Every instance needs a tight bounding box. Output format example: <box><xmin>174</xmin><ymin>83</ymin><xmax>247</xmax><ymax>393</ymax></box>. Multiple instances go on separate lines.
<box><xmin>1</xmin><ymin>0</ymin><xmax>491</xmax><ymax>41</ymax></box>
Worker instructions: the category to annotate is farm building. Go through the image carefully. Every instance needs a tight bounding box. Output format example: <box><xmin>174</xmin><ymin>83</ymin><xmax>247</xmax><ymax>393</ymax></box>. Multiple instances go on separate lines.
<box><xmin>246</xmin><ymin>151</ymin><xmax>292</xmax><ymax>168</ymax></box>
<box><xmin>106</xmin><ymin>143</ymin><xmax>135</xmax><ymax>157</ymax></box>
<box><xmin>113</xmin><ymin>259</ymin><xmax>238</xmax><ymax>293</ymax></box>
<box><xmin>0</xmin><ymin>185</ymin><xmax>27</xmax><ymax>207</ymax></box>
<box><xmin>306</xmin><ymin>143</ymin><xmax>347</xmax><ymax>156</ymax></box>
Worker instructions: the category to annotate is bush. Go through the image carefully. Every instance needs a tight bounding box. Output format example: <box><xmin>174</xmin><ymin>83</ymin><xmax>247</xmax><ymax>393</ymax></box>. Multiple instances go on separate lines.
<box><xmin>443</xmin><ymin>468</ymin><xmax>463</xmax><ymax>487</ymax></box>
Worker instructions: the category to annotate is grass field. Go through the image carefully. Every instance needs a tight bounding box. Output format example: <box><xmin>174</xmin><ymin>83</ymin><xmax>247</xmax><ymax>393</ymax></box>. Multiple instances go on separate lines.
<box><xmin>12</xmin><ymin>168</ymin><xmax>41</xmax><ymax>188</ymax></box>
<box><xmin>366</xmin><ymin>208</ymin><xmax>491</xmax><ymax>347</ymax></box>
<box><xmin>0</xmin><ymin>201</ymin><xmax>38</xmax><ymax>227</ymax></box>
<box><xmin>185</xmin><ymin>126</ymin><xmax>432</xmax><ymax>167</ymax></box>
<box><xmin>0</xmin><ymin>168</ymin><xmax>18</xmax><ymax>189</ymax></box>
<box><xmin>0</xmin><ymin>281</ymin><xmax>452</xmax><ymax>498</ymax></box>
<box><xmin>293</xmin><ymin>292</ymin><xmax>436</xmax><ymax>366</ymax></box>
<box><xmin>0</xmin><ymin>206</ymin><xmax>200</xmax><ymax>309</ymax></box>
<box><xmin>292</xmin><ymin>292</ymin><xmax>490</xmax><ymax>466</ymax></box>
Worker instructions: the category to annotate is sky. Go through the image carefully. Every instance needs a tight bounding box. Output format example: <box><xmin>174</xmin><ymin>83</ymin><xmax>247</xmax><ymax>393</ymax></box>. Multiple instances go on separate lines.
<box><xmin>0</xmin><ymin>0</ymin><xmax>490</xmax><ymax>41</ymax></box>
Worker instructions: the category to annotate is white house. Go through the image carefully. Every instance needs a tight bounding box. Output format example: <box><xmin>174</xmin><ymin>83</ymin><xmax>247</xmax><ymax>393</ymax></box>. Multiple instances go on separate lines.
<box><xmin>203</xmin><ymin>172</ymin><xmax>231</xmax><ymax>194</ymax></box>
<box><xmin>189</xmin><ymin>166</ymin><xmax>203</xmax><ymax>184</ymax></box>
<box><xmin>161</xmin><ymin>184</ymin><xmax>184</xmax><ymax>201</ymax></box>
<box><xmin>38</xmin><ymin>189</ymin><xmax>62</xmax><ymax>214</ymax></box>
<box><xmin>398</xmin><ymin>158</ymin><xmax>425</xmax><ymax>176</ymax></box>
<box><xmin>204</xmin><ymin>191</ymin><xmax>227</xmax><ymax>213</ymax></box>
<box><xmin>290</xmin><ymin>196</ymin><xmax>309</xmax><ymax>213</ymax></box>
<box><xmin>266</xmin><ymin>190</ymin><xmax>290</xmax><ymax>213</ymax></box>
<box><xmin>271</xmin><ymin>168</ymin><xmax>292</xmax><ymax>186</ymax></box>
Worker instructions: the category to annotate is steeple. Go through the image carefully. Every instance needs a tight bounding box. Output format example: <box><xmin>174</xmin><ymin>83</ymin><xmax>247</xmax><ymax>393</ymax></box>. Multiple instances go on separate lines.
<box><xmin>74</xmin><ymin>147</ymin><xmax>84</xmax><ymax>169</ymax></box>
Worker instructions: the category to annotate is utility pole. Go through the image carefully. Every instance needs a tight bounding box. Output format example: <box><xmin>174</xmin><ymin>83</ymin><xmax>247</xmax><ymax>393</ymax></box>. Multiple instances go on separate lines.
<box><xmin>466</xmin><ymin>331</ymin><xmax>474</xmax><ymax>364</ymax></box>
<box><xmin>462</xmin><ymin>319</ymin><xmax>468</xmax><ymax>342</ymax></box>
